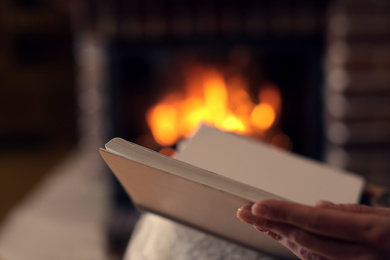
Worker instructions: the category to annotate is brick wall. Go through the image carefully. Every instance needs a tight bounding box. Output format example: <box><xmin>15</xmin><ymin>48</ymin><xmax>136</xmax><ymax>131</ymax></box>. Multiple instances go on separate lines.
<box><xmin>325</xmin><ymin>0</ymin><xmax>390</xmax><ymax>186</ymax></box>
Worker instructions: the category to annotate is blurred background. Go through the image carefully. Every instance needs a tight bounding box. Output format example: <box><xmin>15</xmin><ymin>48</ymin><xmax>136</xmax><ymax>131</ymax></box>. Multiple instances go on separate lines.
<box><xmin>1</xmin><ymin>0</ymin><xmax>390</xmax><ymax>259</ymax></box>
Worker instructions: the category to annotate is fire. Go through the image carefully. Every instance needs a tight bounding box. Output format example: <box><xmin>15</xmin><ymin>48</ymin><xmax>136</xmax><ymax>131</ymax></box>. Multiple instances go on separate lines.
<box><xmin>146</xmin><ymin>66</ymin><xmax>282</xmax><ymax>147</ymax></box>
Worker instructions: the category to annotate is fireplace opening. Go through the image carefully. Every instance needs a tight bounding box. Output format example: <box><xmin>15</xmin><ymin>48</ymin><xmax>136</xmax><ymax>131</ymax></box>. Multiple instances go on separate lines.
<box><xmin>108</xmin><ymin>35</ymin><xmax>325</xmax><ymax>160</ymax></box>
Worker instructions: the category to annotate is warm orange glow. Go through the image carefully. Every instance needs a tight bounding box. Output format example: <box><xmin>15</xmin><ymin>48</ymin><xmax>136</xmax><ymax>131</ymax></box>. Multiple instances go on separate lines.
<box><xmin>146</xmin><ymin>66</ymin><xmax>282</xmax><ymax>146</ymax></box>
<box><xmin>258</xmin><ymin>83</ymin><xmax>282</xmax><ymax>112</ymax></box>
<box><xmin>146</xmin><ymin>104</ymin><xmax>178</xmax><ymax>146</ymax></box>
<box><xmin>251</xmin><ymin>103</ymin><xmax>276</xmax><ymax>130</ymax></box>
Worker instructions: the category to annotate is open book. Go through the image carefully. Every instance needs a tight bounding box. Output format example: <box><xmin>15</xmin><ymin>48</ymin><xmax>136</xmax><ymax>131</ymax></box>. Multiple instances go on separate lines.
<box><xmin>100</xmin><ymin>125</ymin><xmax>365</xmax><ymax>259</ymax></box>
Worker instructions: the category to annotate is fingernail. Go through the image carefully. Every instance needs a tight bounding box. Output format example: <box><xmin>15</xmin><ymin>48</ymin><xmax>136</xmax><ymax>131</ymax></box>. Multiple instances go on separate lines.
<box><xmin>237</xmin><ymin>205</ymin><xmax>256</xmax><ymax>224</ymax></box>
<box><xmin>316</xmin><ymin>200</ymin><xmax>338</xmax><ymax>209</ymax></box>
<box><xmin>252</xmin><ymin>203</ymin><xmax>270</xmax><ymax>217</ymax></box>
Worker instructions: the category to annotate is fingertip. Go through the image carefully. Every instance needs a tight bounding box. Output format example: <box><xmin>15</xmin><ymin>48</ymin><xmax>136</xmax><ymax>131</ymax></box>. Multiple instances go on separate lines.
<box><xmin>237</xmin><ymin>204</ymin><xmax>256</xmax><ymax>224</ymax></box>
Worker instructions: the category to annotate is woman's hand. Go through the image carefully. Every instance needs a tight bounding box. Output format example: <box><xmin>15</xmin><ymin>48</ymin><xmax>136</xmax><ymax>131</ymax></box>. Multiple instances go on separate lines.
<box><xmin>237</xmin><ymin>200</ymin><xmax>390</xmax><ymax>260</ymax></box>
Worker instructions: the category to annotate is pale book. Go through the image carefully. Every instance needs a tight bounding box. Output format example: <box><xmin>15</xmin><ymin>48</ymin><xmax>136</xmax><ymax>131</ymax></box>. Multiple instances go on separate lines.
<box><xmin>100</xmin><ymin>124</ymin><xmax>365</xmax><ymax>259</ymax></box>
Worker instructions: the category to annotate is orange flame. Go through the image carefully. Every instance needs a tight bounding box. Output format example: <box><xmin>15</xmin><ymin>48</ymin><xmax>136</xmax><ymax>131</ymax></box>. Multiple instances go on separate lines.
<box><xmin>146</xmin><ymin>66</ymin><xmax>282</xmax><ymax>146</ymax></box>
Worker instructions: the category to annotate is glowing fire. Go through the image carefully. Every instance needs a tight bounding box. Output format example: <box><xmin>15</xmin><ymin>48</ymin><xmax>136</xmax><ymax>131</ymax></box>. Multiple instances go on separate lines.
<box><xmin>146</xmin><ymin>66</ymin><xmax>282</xmax><ymax>147</ymax></box>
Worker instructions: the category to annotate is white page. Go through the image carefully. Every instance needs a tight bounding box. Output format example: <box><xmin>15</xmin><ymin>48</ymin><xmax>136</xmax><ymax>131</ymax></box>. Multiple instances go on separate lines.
<box><xmin>176</xmin><ymin>125</ymin><xmax>365</xmax><ymax>205</ymax></box>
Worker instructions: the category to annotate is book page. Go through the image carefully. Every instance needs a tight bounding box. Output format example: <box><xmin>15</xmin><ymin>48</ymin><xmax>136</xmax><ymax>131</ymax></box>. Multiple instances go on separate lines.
<box><xmin>176</xmin><ymin>125</ymin><xmax>365</xmax><ymax>205</ymax></box>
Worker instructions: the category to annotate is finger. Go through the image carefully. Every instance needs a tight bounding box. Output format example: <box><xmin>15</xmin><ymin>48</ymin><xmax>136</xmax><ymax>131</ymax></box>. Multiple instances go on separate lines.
<box><xmin>280</xmin><ymin>239</ymin><xmax>329</xmax><ymax>260</ymax></box>
<box><xmin>237</xmin><ymin>204</ymin><xmax>255</xmax><ymax>224</ymax></box>
<box><xmin>253</xmin><ymin>218</ymin><xmax>375</xmax><ymax>260</ymax></box>
<box><xmin>239</xmin><ymin>207</ymin><xmax>329</xmax><ymax>260</ymax></box>
<box><xmin>251</xmin><ymin>200</ymin><xmax>390</xmax><ymax>246</ymax></box>
<box><xmin>258</xmin><ymin>230</ymin><xmax>329</xmax><ymax>260</ymax></box>
<box><xmin>316</xmin><ymin>201</ymin><xmax>390</xmax><ymax>217</ymax></box>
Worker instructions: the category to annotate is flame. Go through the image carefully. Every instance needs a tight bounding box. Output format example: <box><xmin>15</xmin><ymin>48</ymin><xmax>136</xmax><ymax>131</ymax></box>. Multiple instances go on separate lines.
<box><xmin>146</xmin><ymin>66</ymin><xmax>282</xmax><ymax>146</ymax></box>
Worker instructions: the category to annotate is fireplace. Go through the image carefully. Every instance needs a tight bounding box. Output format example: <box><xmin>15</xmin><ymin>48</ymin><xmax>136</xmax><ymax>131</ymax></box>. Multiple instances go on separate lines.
<box><xmin>71</xmin><ymin>0</ymin><xmax>330</xmax><ymax>257</ymax></box>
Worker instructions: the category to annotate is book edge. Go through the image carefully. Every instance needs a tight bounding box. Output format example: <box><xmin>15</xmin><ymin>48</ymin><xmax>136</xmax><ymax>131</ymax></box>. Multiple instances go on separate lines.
<box><xmin>100</xmin><ymin>140</ymin><xmax>287</xmax><ymax>203</ymax></box>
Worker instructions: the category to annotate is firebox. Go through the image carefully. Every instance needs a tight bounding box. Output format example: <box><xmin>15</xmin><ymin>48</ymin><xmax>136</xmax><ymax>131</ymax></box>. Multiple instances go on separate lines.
<box><xmin>107</xmin><ymin>23</ymin><xmax>326</xmax><ymax>160</ymax></box>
